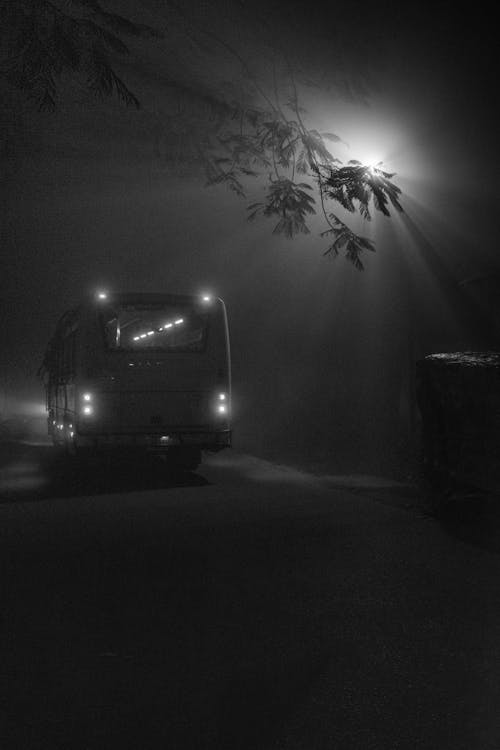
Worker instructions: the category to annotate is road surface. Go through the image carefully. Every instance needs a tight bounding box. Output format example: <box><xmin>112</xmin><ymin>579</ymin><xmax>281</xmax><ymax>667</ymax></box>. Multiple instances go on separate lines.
<box><xmin>1</xmin><ymin>442</ymin><xmax>500</xmax><ymax>749</ymax></box>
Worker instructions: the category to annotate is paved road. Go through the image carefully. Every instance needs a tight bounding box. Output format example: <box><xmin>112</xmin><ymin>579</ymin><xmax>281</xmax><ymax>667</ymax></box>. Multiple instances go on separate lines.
<box><xmin>1</xmin><ymin>444</ymin><xmax>500</xmax><ymax>749</ymax></box>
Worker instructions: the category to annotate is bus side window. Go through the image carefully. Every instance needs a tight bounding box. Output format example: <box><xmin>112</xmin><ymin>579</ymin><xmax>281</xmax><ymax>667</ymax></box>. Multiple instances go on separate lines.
<box><xmin>70</xmin><ymin>332</ymin><xmax>76</xmax><ymax>375</ymax></box>
<box><xmin>60</xmin><ymin>330</ymin><xmax>77</xmax><ymax>379</ymax></box>
<box><xmin>56</xmin><ymin>340</ymin><xmax>64</xmax><ymax>383</ymax></box>
<box><xmin>66</xmin><ymin>332</ymin><xmax>76</xmax><ymax>378</ymax></box>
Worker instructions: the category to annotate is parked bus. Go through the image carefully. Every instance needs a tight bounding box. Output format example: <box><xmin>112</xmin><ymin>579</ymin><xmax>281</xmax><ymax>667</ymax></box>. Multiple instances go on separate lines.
<box><xmin>39</xmin><ymin>291</ymin><xmax>231</xmax><ymax>469</ymax></box>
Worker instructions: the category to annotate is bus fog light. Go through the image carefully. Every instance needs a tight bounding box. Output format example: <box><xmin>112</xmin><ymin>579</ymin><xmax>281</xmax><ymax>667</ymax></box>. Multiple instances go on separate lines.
<box><xmin>82</xmin><ymin>405</ymin><xmax>94</xmax><ymax>416</ymax></box>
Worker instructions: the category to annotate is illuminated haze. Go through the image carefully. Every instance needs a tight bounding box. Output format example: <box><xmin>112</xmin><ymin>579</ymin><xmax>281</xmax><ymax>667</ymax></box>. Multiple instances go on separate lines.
<box><xmin>1</xmin><ymin>0</ymin><xmax>497</xmax><ymax>474</ymax></box>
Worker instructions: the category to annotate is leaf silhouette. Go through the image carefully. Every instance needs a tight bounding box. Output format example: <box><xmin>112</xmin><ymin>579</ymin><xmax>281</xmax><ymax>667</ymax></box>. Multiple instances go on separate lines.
<box><xmin>246</xmin><ymin>179</ymin><xmax>316</xmax><ymax>237</ymax></box>
<box><xmin>321</xmin><ymin>132</ymin><xmax>342</xmax><ymax>142</ymax></box>
<box><xmin>322</xmin><ymin>165</ymin><xmax>403</xmax><ymax>221</ymax></box>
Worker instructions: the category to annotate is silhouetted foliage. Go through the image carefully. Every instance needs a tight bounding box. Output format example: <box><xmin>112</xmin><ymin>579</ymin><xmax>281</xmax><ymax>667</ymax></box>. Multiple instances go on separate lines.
<box><xmin>1</xmin><ymin>0</ymin><xmax>404</xmax><ymax>268</ymax></box>
<box><xmin>203</xmin><ymin>100</ymin><xmax>403</xmax><ymax>268</ymax></box>
<box><xmin>0</xmin><ymin>0</ymin><xmax>162</xmax><ymax>110</ymax></box>
<box><xmin>248</xmin><ymin>180</ymin><xmax>315</xmax><ymax>237</ymax></box>
<box><xmin>322</xmin><ymin>162</ymin><xmax>403</xmax><ymax>218</ymax></box>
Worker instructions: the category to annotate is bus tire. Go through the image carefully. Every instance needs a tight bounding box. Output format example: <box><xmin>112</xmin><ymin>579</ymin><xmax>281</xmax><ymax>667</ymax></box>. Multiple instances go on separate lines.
<box><xmin>65</xmin><ymin>436</ymin><xmax>77</xmax><ymax>457</ymax></box>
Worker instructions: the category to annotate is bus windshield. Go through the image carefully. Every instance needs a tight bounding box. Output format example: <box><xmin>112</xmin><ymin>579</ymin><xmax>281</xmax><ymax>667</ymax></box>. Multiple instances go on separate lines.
<box><xmin>100</xmin><ymin>303</ymin><xmax>208</xmax><ymax>352</ymax></box>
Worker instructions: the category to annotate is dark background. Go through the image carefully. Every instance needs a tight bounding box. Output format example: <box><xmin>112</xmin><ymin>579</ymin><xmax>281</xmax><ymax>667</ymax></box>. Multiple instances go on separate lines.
<box><xmin>1</xmin><ymin>0</ymin><xmax>498</xmax><ymax>475</ymax></box>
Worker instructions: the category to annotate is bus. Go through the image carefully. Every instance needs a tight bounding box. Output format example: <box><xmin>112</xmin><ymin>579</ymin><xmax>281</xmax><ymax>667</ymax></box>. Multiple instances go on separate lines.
<box><xmin>39</xmin><ymin>291</ymin><xmax>231</xmax><ymax>470</ymax></box>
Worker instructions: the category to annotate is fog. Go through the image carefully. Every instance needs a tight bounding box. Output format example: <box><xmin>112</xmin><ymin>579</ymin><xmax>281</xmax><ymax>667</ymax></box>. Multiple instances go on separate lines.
<box><xmin>1</xmin><ymin>0</ymin><xmax>498</xmax><ymax>477</ymax></box>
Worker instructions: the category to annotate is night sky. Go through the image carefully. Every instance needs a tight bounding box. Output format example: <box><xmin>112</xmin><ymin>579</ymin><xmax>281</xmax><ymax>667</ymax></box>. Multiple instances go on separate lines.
<box><xmin>1</xmin><ymin>0</ymin><xmax>498</xmax><ymax>475</ymax></box>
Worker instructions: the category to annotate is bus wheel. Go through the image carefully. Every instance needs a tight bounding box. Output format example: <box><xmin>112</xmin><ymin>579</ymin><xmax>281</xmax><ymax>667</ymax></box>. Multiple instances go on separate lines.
<box><xmin>64</xmin><ymin>430</ymin><xmax>77</xmax><ymax>458</ymax></box>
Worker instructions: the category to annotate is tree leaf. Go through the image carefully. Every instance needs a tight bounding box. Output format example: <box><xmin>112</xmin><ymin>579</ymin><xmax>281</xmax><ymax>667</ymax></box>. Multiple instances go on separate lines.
<box><xmin>321</xmin><ymin>132</ymin><xmax>342</xmax><ymax>142</ymax></box>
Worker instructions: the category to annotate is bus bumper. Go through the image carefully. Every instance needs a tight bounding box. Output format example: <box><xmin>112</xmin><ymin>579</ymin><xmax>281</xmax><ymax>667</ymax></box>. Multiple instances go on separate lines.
<box><xmin>74</xmin><ymin>429</ymin><xmax>231</xmax><ymax>452</ymax></box>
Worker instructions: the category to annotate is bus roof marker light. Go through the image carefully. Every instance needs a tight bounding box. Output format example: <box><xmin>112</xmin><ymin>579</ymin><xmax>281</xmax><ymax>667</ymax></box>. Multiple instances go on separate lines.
<box><xmin>174</xmin><ymin>318</ymin><xmax>184</xmax><ymax>325</ymax></box>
